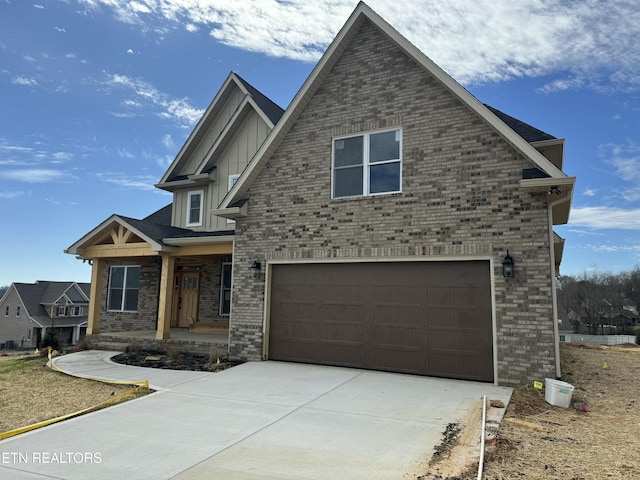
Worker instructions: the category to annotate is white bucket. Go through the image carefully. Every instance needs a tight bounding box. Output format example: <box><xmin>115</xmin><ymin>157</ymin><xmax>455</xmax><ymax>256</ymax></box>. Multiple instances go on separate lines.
<box><xmin>544</xmin><ymin>378</ymin><xmax>574</xmax><ymax>408</ymax></box>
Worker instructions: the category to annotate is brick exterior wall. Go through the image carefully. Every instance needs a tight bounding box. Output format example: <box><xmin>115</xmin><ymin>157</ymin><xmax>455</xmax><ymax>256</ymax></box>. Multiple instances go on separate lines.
<box><xmin>197</xmin><ymin>259</ymin><xmax>229</xmax><ymax>322</ymax></box>
<box><xmin>99</xmin><ymin>260</ymin><xmax>160</xmax><ymax>332</ymax></box>
<box><xmin>97</xmin><ymin>257</ymin><xmax>227</xmax><ymax>333</ymax></box>
<box><xmin>0</xmin><ymin>288</ymin><xmax>35</xmax><ymax>348</ymax></box>
<box><xmin>229</xmin><ymin>19</ymin><xmax>557</xmax><ymax>386</ymax></box>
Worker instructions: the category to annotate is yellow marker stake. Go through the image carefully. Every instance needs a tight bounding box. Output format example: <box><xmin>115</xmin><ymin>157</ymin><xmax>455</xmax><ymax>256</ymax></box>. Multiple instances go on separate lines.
<box><xmin>533</xmin><ymin>381</ymin><xmax>543</xmax><ymax>390</ymax></box>
<box><xmin>603</xmin><ymin>362</ymin><xmax>608</xmax><ymax>369</ymax></box>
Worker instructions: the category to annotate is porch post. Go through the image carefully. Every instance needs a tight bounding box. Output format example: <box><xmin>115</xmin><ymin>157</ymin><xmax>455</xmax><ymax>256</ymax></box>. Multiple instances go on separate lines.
<box><xmin>156</xmin><ymin>255</ymin><xmax>175</xmax><ymax>340</ymax></box>
<box><xmin>87</xmin><ymin>258</ymin><xmax>102</xmax><ymax>335</ymax></box>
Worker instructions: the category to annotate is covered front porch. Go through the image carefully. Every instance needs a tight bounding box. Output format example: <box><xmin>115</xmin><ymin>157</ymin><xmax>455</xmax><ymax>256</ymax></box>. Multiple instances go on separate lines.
<box><xmin>65</xmin><ymin>213</ymin><xmax>235</xmax><ymax>350</ymax></box>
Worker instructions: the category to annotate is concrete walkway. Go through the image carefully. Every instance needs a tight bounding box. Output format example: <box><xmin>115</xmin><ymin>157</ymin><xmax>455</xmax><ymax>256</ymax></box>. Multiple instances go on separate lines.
<box><xmin>0</xmin><ymin>350</ymin><xmax>512</xmax><ymax>480</ymax></box>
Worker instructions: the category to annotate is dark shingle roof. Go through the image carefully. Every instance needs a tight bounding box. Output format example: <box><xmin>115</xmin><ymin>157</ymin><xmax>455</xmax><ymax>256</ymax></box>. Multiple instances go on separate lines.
<box><xmin>118</xmin><ymin>214</ymin><xmax>191</xmax><ymax>244</ymax></box>
<box><xmin>143</xmin><ymin>204</ymin><xmax>173</xmax><ymax>226</ymax></box>
<box><xmin>13</xmin><ymin>281</ymin><xmax>89</xmax><ymax>327</ymax></box>
<box><xmin>485</xmin><ymin>105</ymin><xmax>556</xmax><ymax>143</ymax></box>
<box><xmin>121</xmin><ymin>204</ymin><xmax>234</xmax><ymax>244</ymax></box>
<box><xmin>235</xmin><ymin>73</ymin><xmax>285</xmax><ymax>125</ymax></box>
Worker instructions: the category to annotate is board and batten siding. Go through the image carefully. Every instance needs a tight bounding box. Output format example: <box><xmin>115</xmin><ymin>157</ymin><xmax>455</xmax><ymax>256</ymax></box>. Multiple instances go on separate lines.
<box><xmin>172</xmin><ymin>108</ymin><xmax>272</xmax><ymax>231</ymax></box>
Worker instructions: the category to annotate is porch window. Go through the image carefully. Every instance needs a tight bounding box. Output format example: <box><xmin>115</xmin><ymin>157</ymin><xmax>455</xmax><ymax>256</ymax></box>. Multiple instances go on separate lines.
<box><xmin>187</xmin><ymin>190</ymin><xmax>204</xmax><ymax>227</ymax></box>
<box><xmin>57</xmin><ymin>306</ymin><xmax>67</xmax><ymax>316</ymax></box>
<box><xmin>107</xmin><ymin>265</ymin><xmax>140</xmax><ymax>312</ymax></box>
<box><xmin>220</xmin><ymin>263</ymin><xmax>232</xmax><ymax>316</ymax></box>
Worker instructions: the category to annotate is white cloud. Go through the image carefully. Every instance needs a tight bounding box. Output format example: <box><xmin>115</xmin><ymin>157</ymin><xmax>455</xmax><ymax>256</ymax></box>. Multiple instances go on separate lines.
<box><xmin>0</xmin><ymin>191</ymin><xmax>25</xmax><ymax>199</ymax></box>
<box><xmin>54</xmin><ymin>26</ymin><xmax>66</xmax><ymax>33</ymax></box>
<box><xmin>33</xmin><ymin>4</ymin><xmax>45</xmax><ymax>10</ymax></box>
<box><xmin>12</xmin><ymin>76</ymin><xmax>39</xmax><ymax>87</ymax></box>
<box><xmin>100</xmin><ymin>174</ymin><xmax>158</xmax><ymax>191</ymax></box>
<box><xmin>0</xmin><ymin>169</ymin><xmax>64</xmax><ymax>183</ymax></box>
<box><xmin>51</xmin><ymin>151</ymin><xmax>73</xmax><ymax>163</ymax></box>
<box><xmin>570</xmin><ymin>206</ymin><xmax>640</xmax><ymax>230</ymax></box>
<box><xmin>127</xmin><ymin>48</ymin><xmax>134</xmax><ymax>54</ymax></box>
<box><xmin>104</xmin><ymin>72</ymin><xmax>203</xmax><ymax>125</ymax></box>
<box><xmin>583</xmin><ymin>188</ymin><xmax>596</xmax><ymax>197</ymax></box>
<box><xmin>117</xmin><ymin>148</ymin><xmax>136</xmax><ymax>159</ymax></box>
<box><xmin>161</xmin><ymin>133</ymin><xmax>174</xmax><ymax>149</ymax></box>
<box><xmin>72</xmin><ymin>0</ymin><xmax>640</xmax><ymax>90</ymax></box>
<box><xmin>600</xmin><ymin>141</ymin><xmax>640</xmax><ymax>202</ymax></box>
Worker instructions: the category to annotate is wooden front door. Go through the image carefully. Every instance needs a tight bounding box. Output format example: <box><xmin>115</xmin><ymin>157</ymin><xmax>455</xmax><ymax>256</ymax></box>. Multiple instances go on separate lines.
<box><xmin>172</xmin><ymin>271</ymin><xmax>200</xmax><ymax>328</ymax></box>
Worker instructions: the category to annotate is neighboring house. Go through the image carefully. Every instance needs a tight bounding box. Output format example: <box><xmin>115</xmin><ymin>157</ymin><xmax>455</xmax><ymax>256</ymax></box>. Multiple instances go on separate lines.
<box><xmin>66</xmin><ymin>3</ymin><xmax>575</xmax><ymax>386</ymax></box>
<box><xmin>0</xmin><ymin>281</ymin><xmax>90</xmax><ymax>349</ymax></box>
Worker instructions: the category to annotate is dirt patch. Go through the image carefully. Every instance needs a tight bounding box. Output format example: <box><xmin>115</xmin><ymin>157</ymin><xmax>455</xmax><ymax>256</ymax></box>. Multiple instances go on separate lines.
<box><xmin>414</xmin><ymin>343</ymin><xmax>640</xmax><ymax>479</ymax></box>
<box><xmin>111</xmin><ymin>349</ymin><xmax>241</xmax><ymax>372</ymax></box>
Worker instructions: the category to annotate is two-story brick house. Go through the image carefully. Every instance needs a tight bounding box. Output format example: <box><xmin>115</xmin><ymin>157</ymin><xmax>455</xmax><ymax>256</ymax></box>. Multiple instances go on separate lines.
<box><xmin>67</xmin><ymin>3</ymin><xmax>574</xmax><ymax>385</ymax></box>
<box><xmin>0</xmin><ymin>281</ymin><xmax>90</xmax><ymax>349</ymax></box>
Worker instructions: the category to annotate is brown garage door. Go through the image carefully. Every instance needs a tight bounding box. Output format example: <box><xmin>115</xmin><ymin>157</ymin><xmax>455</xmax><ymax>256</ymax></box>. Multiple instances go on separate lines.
<box><xmin>268</xmin><ymin>261</ymin><xmax>493</xmax><ymax>382</ymax></box>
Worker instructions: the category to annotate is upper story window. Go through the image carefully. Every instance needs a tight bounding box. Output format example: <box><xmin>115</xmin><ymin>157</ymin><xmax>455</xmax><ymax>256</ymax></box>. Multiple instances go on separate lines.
<box><xmin>57</xmin><ymin>306</ymin><xmax>67</xmax><ymax>316</ymax></box>
<box><xmin>107</xmin><ymin>265</ymin><xmax>140</xmax><ymax>312</ymax></box>
<box><xmin>332</xmin><ymin>128</ymin><xmax>402</xmax><ymax>199</ymax></box>
<box><xmin>4</xmin><ymin>305</ymin><xmax>8</xmax><ymax>316</ymax></box>
<box><xmin>16</xmin><ymin>306</ymin><xmax>20</xmax><ymax>316</ymax></box>
<box><xmin>186</xmin><ymin>190</ymin><xmax>204</xmax><ymax>227</ymax></box>
<box><xmin>71</xmin><ymin>306</ymin><xmax>83</xmax><ymax>316</ymax></box>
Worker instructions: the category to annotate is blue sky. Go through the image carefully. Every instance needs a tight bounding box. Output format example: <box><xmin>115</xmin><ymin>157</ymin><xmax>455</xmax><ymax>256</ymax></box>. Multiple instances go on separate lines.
<box><xmin>1</xmin><ymin>0</ymin><xmax>639</xmax><ymax>287</ymax></box>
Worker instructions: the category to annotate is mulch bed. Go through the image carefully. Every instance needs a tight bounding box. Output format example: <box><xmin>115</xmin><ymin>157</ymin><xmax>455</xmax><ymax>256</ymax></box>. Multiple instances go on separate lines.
<box><xmin>111</xmin><ymin>349</ymin><xmax>241</xmax><ymax>372</ymax></box>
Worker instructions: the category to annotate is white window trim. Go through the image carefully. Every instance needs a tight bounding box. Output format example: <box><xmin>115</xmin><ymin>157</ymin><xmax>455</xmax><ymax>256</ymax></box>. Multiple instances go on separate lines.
<box><xmin>331</xmin><ymin>127</ymin><xmax>402</xmax><ymax>199</ymax></box>
<box><xmin>219</xmin><ymin>262</ymin><xmax>232</xmax><ymax>316</ymax></box>
<box><xmin>107</xmin><ymin>265</ymin><xmax>141</xmax><ymax>312</ymax></box>
<box><xmin>227</xmin><ymin>175</ymin><xmax>240</xmax><ymax>225</ymax></box>
<box><xmin>58</xmin><ymin>306</ymin><xmax>67</xmax><ymax>316</ymax></box>
<box><xmin>186</xmin><ymin>190</ymin><xmax>205</xmax><ymax>227</ymax></box>
<box><xmin>71</xmin><ymin>306</ymin><xmax>83</xmax><ymax>317</ymax></box>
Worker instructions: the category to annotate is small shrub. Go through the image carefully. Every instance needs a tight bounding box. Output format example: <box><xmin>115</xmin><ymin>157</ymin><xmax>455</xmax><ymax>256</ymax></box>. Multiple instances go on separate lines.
<box><xmin>167</xmin><ymin>346</ymin><xmax>181</xmax><ymax>362</ymax></box>
<box><xmin>41</xmin><ymin>328</ymin><xmax>60</xmax><ymax>351</ymax></box>
<box><xmin>207</xmin><ymin>346</ymin><xmax>228</xmax><ymax>364</ymax></box>
<box><xmin>125</xmin><ymin>342</ymin><xmax>142</xmax><ymax>360</ymax></box>
<box><xmin>76</xmin><ymin>337</ymin><xmax>90</xmax><ymax>351</ymax></box>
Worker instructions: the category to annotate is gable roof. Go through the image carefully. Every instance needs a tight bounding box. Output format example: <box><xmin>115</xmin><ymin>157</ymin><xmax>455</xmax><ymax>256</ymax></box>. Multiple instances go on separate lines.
<box><xmin>65</xmin><ymin>204</ymin><xmax>234</xmax><ymax>256</ymax></box>
<box><xmin>484</xmin><ymin>105</ymin><xmax>556</xmax><ymax>143</ymax></box>
<box><xmin>221</xmin><ymin>2</ymin><xmax>574</xmax><ymax>215</ymax></box>
<box><xmin>157</xmin><ymin>72</ymin><xmax>284</xmax><ymax>187</ymax></box>
<box><xmin>10</xmin><ymin>281</ymin><xmax>90</xmax><ymax>328</ymax></box>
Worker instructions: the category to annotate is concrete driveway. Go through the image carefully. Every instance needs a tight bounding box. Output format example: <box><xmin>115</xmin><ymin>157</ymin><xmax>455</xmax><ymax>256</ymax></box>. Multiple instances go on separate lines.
<box><xmin>0</xmin><ymin>350</ymin><xmax>512</xmax><ymax>480</ymax></box>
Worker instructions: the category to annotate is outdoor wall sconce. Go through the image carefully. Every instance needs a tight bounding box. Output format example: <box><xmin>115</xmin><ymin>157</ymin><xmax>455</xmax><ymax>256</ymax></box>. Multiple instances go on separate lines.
<box><xmin>502</xmin><ymin>250</ymin><xmax>514</xmax><ymax>278</ymax></box>
<box><xmin>249</xmin><ymin>259</ymin><xmax>262</xmax><ymax>278</ymax></box>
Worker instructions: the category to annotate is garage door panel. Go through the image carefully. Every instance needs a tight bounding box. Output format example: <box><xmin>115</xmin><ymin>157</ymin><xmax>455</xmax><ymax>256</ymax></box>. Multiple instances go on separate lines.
<box><xmin>321</xmin><ymin>343</ymin><xmax>367</xmax><ymax>368</ymax></box>
<box><xmin>372</xmin><ymin>347</ymin><xmax>425</xmax><ymax>375</ymax></box>
<box><xmin>322</xmin><ymin>321</ymin><xmax>366</xmax><ymax>343</ymax></box>
<box><xmin>428</xmin><ymin>352</ymin><xmax>493</xmax><ymax>381</ymax></box>
<box><xmin>372</xmin><ymin>325</ymin><xmax>421</xmax><ymax>347</ymax></box>
<box><xmin>269</xmin><ymin>261</ymin><xmax>493</xmax><ymax>382</ymax></box>
<box><xmin>373</xmin><ymin>305</ymin><xmax>421</xmax><ymax>326</ymax></box>
<box><xmin>269</xmin><ymin>338</ymin><xmax>324</xmax><ymax>363</ymax></box>
<box><xmin>427</xmin><ymin>307</ymin><xmax>491</xmax><ymax>329</ymax></box>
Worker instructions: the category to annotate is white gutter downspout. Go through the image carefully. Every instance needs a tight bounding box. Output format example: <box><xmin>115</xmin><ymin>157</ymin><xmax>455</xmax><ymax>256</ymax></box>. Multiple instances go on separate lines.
<box><xmin>548</xmin><ymin>196</ymin><xmax>567</xmax><ymax>379</ymax></box>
